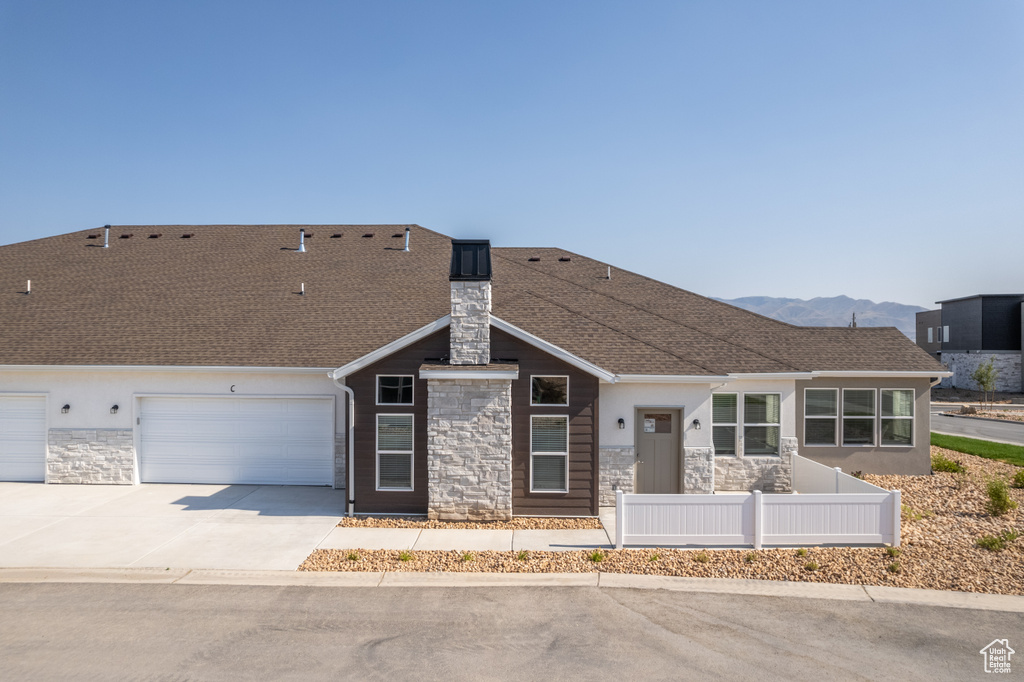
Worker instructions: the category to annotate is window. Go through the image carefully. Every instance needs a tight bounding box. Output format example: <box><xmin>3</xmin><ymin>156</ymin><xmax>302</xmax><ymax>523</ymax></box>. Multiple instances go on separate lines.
<box><xmin>744</xmin><ymin>393</ymin><xmax>781</xmax><ymax>455</ymax></box>
<box><xmin>377</xmin><ymin>376</ymin><xmax>414</xmax><ymax>405</ymax></box>
<box><xmin>943</xmin><ymin>326</ymin><xmax>950</xmax><ymax>343</ymax></box>
<box><xmin>376</xmin><ymin>414</ymin><xmax>413</xmax><ymax>490</ymax></box>
<box><xmin>531</xmin><ymin>376</ymin><xmax>568</xmax><ymax>406</ymax></box>
<box><xmin>804</xmin><ymin>388</ymin><xmax>838</xmax><ymax>446</ymax></box>
<box><xmin>530</xmin><ymin>415</ymin><xmax>568</xmax><ymax>492</ymax></box>
<box><xmin>711</xmin><ymin>393</ymin><xmax>738</xmax><ymax>456</ymax></box>
<box><xmin>842</xmin><ymin>389</ymin><xmax>876</xmax><ymax>446</ymax></box>
<box><xmin>927</xmin><ymin>327</ymin><xmax>933</xmax><ymax>344</ymax></box>
<box><xmin>881</xmin><ymin>389</ymin><xmax>914</xmax><ymax>446</ymax></box>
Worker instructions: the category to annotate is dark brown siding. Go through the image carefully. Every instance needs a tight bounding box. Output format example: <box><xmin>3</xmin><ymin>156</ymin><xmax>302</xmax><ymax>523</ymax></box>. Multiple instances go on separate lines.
<box><xmin>348</xmin><ymin>329</ymin><xmax>450</xmax><ymax>514</ymax></box>
<box><xmin>348</xmin><ymin>327</ymin><xmax>600</xmax><ymax>516</ymax></box>
<box><xmin>492</xmin><ymin>329</ymin><xmax>600</xmax><ymax>517</ymax></box>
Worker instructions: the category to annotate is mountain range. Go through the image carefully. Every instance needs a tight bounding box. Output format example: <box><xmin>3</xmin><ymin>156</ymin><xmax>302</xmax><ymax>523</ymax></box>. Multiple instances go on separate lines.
<box><xmin>712</xmin><ymin>295</ymin><xmax>925</xmax><ymax>341</ymax></box>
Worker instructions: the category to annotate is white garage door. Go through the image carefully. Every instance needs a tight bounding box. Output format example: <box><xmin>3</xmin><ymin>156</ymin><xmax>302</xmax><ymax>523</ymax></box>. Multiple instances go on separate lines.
<box><xmin>0</xmin><ymin>396</ymin><xmax>47</xmax><ymax>482</ymax></box>
<box><xmin>139</xmin><ymin>397</ymin><xmax>334</xmax><ymax>486</ymax></box>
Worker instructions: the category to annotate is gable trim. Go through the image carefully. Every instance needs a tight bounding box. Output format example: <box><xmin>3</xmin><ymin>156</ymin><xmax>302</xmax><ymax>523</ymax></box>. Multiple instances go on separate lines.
<box><xmin>489</xmin><ymin>315</ymin><xmax>617</xmax><ymax>383</ymax></box>
<box><xmin>329</xmin><ymin>315</ymin><xmax>452</xmax><ymax>380</ymax></box>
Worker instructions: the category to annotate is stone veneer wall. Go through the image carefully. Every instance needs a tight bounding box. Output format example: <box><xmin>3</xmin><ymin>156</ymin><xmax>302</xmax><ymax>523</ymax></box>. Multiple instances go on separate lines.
<box><xmin>47</xmin><ymin>429</ymin><xmax>134</xmax><ymax>484</ymax></box>
<box><xmin>940</xmin><ymin>352</ymin><xmax>1022</xmax><ymax>393</ymax></box>
<box><xmin>598</xmin><ymin>446</ymin><xmax>635</xmax><ymax>506</ymax></box>
<box><xmin>449</xmin><ymin>281</ymin><xmax>491</xmax><ymax>365</ymax></box>
<box><xmin>714</xmin><ymin>437</ymin><xmax>795</xmax><ymax>493</ymax></box>
<box><xmin>683</xmin><ymin>447</ymin><xmax>715</xmax><ymax>493</ymax></box>
<box><xmin>426</xmin><ymin>378</ymin><xmax>513</xmax><ymax>520</ymax></box>
<box><xmin>334</xmin><ymin>434</ymin><xmax>346</xmax><ymax>491</ymax></box>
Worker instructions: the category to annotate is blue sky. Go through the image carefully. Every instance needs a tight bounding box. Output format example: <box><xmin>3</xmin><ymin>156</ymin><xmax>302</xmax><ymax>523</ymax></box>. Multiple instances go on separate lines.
<box><xmin>2</xmin><ymin>1</ymin><xmax>1022</xmax><ymax>308</ymax></box>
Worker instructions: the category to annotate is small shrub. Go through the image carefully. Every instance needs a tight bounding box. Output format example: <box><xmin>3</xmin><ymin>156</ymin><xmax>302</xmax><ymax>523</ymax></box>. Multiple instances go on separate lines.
<box><xmin>649</xmin><ymin>553</ymin><xmax>660</xmax><ymax>562</ymax></box>
<box><xmin>976</xmin><ymin>530</ymin><xmax>1021</xmax><ymax>552</ymax></box>
<box><xmin>346</xmin><ymin>552</ymin><xmax>359</xmax><ymax>562</ymax></box>
<box><xmin>516</xmin><ymin>550</ymin><xmax>529</xmax><ymax>561</ymax></box>
<box><xmin>850</xmin><ymin>471</ymin><xmax>864</xmax><ymax>480</ymax></box>
<box><xmin>398</xmin><ymin>551</ymin><xmax>414</xmax><ymax>562</ymax></box>
<box><xmin>932</xmin><ymin>453</ymin><xmax>966</xmax><ymax>473</ymax></box>
<box><xmin>795</xmin><ymin>548</ymin><xmax>808</xmax><ymax>557</ymax></box>
<box><xmin>887</xmin><ymin>562</ymin><xmax>901</xmax><ymax>574</ymax></box>
<box><xmin>902</xmin><ymin>505</ymin><xmax>933</xmax><ymax>521</ymax></box>
<box><xmin>885</xmin><ymin>547</ymin><xmax>900</xmax><ymax>558</ymax></box>
<box><xmin>694</xmin><ymin>552</ymin><xmax>710</xmax><ymax>563</ymax></box>
<box><xmin>804</xmin><ymin>561</ymin><xmax>819</xmax><ymax>572</ymax></box>
<box><xmin>1012</xmin><ymin>470</ymin><xmax>1024</xmax><ymax>489</ymax></box>
<box><xmin>959</xmin><ymin>405</ymin><xmax>977</xmax><ymax>415</ymax></box>
<box><xmin>744</xmin><ymin>552</ymin><xmax>757</xmax><ymax>564</ymax></box>
<box><xmin>461</xmin><ymin>552</ymin><xmax>475</xmax><ymax>562</ymax></box>
<box><xmin>985</xmin><ymin>479</ymin><xmax>1018</xmax><ymax>517</ymax></box>
<box><xmin>588</xmin><ymin>550</ymin><xmax>605</xmax><ymax>563</ymax></box>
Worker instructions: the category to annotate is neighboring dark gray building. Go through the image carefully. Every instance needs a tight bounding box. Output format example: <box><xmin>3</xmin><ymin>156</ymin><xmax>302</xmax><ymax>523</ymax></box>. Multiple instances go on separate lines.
<box><xmin>933</xmin><ymin>294</ymin><xmax>1024</xmax><ymax>393</ymax></box>
<box><xmin>915</xmin><ymin>309</ymin><xmax>942</xmax><ymax>360</ymax></box>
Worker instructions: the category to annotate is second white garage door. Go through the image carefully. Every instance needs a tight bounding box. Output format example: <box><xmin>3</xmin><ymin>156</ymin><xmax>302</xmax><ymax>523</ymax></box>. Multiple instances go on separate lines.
<box><xmin>139</xmin><ymin>396</ymin><xmax>334</xmax><ymax>486</ymax></box>
<box><xmin>0</xmin><ymin>395</ymin><xmax>47</xmax><ymax>482</ymax></box>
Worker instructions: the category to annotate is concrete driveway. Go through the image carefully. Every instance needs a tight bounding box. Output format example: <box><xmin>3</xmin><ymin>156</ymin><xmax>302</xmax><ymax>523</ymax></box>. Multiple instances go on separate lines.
<box><xmin>0</xmin><ymin>483</ymin><xmax>346</xmax><ymax>570</ymax></box>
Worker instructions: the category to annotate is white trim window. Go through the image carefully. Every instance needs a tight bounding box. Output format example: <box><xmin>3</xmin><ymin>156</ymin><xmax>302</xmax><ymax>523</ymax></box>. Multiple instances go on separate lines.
<box><xmin>842</xmin><ymin>389</ymin><xmax>876</xmax><ymax>446</ymax></box>
<box><xmin>804</xmin><ymin>388</ymin><xmax>838</xmax><ymax>446</ymax></box>
<box><xmin>376</xmin><ymin>414</ymin><xmax>413</xmax><ymax>490</ymax></box>
<box><xmin>943</xmin><ymin>326</ymin><xmax>950</xmax><ymax>343</ymax></box>
<box><xmin>744</xmin><ymin>393</ymin><xmax>781</xmax><ymax>456</ymax></box>
<box><xmin>377</xmin><ymin>375</ymin><xmax>414</xmax><ymax>406</ymax></box>
<box><xmin>881</xmin><ymin>389</ymin><xmax>914</xmax><ymax>446</ymax></box>
<box><xmin>531</xmin><ymin>375</ymin><xmax>569</xmax><ymax>406</ymax></box>
<box><xmin>530</xmin><ymin>415</ymin><xmax>569</xmax><ymax>492</ymax></box>
<box><xmin>927</xmin><ymin>328</ymin><xmax>933</xmax><ymax>343</ymax></box>
<box><xmin>711</xmin><ymin>393</ymin><xmax>738</xmax><ymax>456</ymax></box>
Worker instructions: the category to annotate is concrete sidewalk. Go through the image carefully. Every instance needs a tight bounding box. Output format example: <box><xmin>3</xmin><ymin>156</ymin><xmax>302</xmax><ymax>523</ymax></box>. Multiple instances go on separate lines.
<box><xmin>317</xmin><ymin>526</ymin><xmax>613</xmax><ymax>552</ymax></box>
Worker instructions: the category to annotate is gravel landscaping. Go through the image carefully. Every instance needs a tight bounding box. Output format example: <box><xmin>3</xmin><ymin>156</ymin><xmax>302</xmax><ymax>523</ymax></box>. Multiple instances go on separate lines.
<box><xmin>303</xmin><ymin>448</ymin><xmax>1023</xmax><ymax>595</ymax></box>
<box><xmin>941</xmin><ymin>410</ymin><xmax>1024</xmax><ymax>423</ymax></box>
<box><xmin>337</xmin><ymin>516</ymin><xmax>604</xmax><ymax>530</ymax></box>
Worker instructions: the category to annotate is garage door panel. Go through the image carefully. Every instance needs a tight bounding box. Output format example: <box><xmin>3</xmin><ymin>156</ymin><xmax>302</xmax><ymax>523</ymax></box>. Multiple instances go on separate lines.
<box><xmin>139</xmin><ymin>397</ymin><xmax>333</xmax><ymax>486</ymax></box>
<box><xmin>0</xmin><ymin>396</ymin><xmax>47</xmax><ymax>482</ymax></box>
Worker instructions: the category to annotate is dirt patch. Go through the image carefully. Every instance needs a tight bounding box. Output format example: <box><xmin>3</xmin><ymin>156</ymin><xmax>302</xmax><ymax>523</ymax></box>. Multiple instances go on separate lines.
<box><xmin>304</xmin><ymin>448</ymin><xmax>1023</xmax><ymax>595</ymax></box>
<box><xmin>338</xmin><ymin>516</ymin><xmax>603</xmax><ymax>530</ymax></box>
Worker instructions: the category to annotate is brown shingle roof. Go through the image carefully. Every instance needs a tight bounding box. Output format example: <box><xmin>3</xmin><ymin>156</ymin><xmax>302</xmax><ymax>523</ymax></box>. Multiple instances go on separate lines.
<box><xmin>0</xmin><ymin>225</ymin><xmax>945</xmax><ymax>375</ymax></box>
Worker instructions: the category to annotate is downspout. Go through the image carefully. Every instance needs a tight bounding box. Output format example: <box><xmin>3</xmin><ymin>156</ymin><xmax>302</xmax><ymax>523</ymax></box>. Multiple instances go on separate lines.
<box><xmin>331</xmin><ymin>374</ymin><xmax>356</xmax><ymax>516</ymax></box>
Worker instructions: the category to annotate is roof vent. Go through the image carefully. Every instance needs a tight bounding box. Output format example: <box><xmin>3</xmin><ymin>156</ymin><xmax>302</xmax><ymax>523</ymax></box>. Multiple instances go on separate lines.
<box><xmin>119</xmin><ymin>233</ymin><xmax>133</xmax><ymax>239</ymax></box>
<box><xmin>362</xmin><ymin>233</ymin><xmax>374</xmax><ymax>238</ymax></box>
<box><xmin>149</xmin><ymin>233</ymin><xmax>161</xmax><ymax>239</ymax></box>
<box><xmin>449</xmin><ymin>239</ymin><xmax>492</xmax><ymax>282</ymax></box>
<box><xmin>392</xmin><ymin>233</ymin><xmax>403</xmax><ymax>239</ymax></box>
<box><xmin>558</xmin><ymin>256</ymin><xmax>570</xmax><ymax>262</ymax></box>
<box><xmin>87</xmin><ymin>234</ymin><xmax>100</xmax><ymax>239</ymax></box>
<box><xmin>298</xmin><ymin>228</ymin><xmax>306</xmax><ymax>252</ymax></box>
<box><xmin>181</xmin><ymin>233</ymin><xmax>194</xmax><ymax>239</ymax></box>
<box><xmin>528</xmin><ymin>257</ymin><xmax>540</xmax><ymax>262</ymax></box>
<box><xmin>331</xmin><ymin>233</ymin><xmax>342</xmax><ymax>238</ymax></box>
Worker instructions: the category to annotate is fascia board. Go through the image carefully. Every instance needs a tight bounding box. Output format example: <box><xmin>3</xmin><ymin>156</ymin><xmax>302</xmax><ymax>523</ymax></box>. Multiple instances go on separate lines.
<box><xmin>810</xmin><ymin>370</ymin><xmax>953</xmax><ymax>378</ymax></box>
<box><xmin>614</xmin><ymin>374</ymin><xmax>732</xmax><ymax>383</ymax></box>
<box><xmin>329</xmin><ymin>315</ymin><xmax>452</xmax><ymax>380</ymax></box>
<box><xmin>0</xmin><ymin>365</ymin><xmax>335</xmax><ymax>374</ymax></box>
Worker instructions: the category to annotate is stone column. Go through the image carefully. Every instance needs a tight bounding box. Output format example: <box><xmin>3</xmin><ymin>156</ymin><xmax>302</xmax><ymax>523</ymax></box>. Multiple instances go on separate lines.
<box><xmin>683</xmin><ymin>446</ymin><xmax>715</xmax><ymax>494</ymax></box>
<box><xmin>426</xmin><ymin>377</ymin><xmax>513</xmax><ymax>520</ymax></box>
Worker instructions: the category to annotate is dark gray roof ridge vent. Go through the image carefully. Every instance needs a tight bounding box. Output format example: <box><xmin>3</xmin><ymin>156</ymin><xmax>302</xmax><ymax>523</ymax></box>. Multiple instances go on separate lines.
<box><xmin>449</xmin><ymin>239</ymin><xmax>492</xmax><ymax>281</ymax></box>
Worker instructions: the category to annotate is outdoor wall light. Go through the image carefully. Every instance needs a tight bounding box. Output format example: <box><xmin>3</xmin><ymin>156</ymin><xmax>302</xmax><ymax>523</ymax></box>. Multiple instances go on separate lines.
<box><xmin>617</xmin><ymin>418</ymin><xmax>625</xmax><ymax>429</ymax></box>
<box><xmin>110</xmin><ymin>405</ymin><xmax>119</xmax><ymax>414</ymax></box>
<box><xmin>692</xmin><ymin>419</ymin><xmax>701</xmax><ymax>430</ymax></box>
<box><xmin>61</xmin><ymin>404</ymin><xmax>70</xmax><ymax>413</ymax></box>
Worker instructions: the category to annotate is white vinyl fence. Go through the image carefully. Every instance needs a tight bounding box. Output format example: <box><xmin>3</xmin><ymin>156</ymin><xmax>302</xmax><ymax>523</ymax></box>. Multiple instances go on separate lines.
<box><xmin>615</xmin><ymin>455</ymin><xmax>900</xmax><ymax>549</ymax></box>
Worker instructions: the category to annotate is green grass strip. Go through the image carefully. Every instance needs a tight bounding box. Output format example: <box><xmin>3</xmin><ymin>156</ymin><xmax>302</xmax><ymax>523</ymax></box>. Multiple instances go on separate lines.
<box><xmin>931</xmin><ymin>433</ymin><xmax>1024</xmax><ymax>467</ymax></box>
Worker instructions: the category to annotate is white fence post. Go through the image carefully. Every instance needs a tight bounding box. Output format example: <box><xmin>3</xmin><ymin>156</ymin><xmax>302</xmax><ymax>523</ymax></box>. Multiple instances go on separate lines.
<box><xmin>891</xmin><ymin>489</ymin><xmax>901</xmax><ymax>547</ymax></box>
<box><xmin>753</xmin><ymin>490</ymin><xmax>763</xmax><ymax>550</ymax></box>
<box><xmin>834</xmin><ymin>467</ymin><xmax>842</xmax><ymax>493</ymax></box>
<box><xmin>615</xmin><ymin>490</ymin><xmax>624</xmax><ymax>549</ymax></box>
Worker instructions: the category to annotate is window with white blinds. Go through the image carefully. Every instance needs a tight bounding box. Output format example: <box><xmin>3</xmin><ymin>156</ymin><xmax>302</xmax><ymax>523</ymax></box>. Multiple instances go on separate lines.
<box><xmin>531</xmin><ymin>415</ymin><xmax>568</xmax><ymax>492</ymax></box>
<box><xmin>804</xmin><ymin>388</ymin><xmax>838</xmax><ymax>446</ymax></box>
<box><xmin>881</xmin><ymin>389</ymin><xmax>914</xmax><ymax>446</ymax></box>
<box><xmin>712</xmin><ymin>393</ymin><xmax>737</xmax><ymax>456</ymax></box>
<box><xmin>842</xmin><ymin>389</ymin><xmax>876</xmax><ymax>446</ymax></box>
<box><xmin>744</xmin><ymin>393</ymin><xmax>781</xmax><ymax>455</ymax></box>
<box><xmin>377</xmin><ymin>414</ymin><xmax>413</xmax><ymax>490</ymax></box>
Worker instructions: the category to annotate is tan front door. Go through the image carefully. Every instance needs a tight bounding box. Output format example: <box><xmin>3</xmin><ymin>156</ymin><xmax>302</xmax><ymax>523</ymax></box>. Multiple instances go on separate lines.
<box><xmin>635</xmin><ymin>410</ymin><xmax>680</xmax><ymax>494</ymax></box>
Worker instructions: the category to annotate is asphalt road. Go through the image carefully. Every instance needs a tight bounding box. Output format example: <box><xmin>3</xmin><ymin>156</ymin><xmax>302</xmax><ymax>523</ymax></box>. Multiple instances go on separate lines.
<box><xmin>930</xmin><ymin>405</ymin><xmax>1024</xmax><ymax>445</ymax></box>
<box><xmin>1</xmin><ymin>584</ymin><xmax>1020</xmax><ymax>681</ymax></box>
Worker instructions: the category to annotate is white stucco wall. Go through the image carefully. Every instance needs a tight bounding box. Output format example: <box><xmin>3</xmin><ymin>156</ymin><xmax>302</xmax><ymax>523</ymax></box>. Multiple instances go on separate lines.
<box><xmin>598</xmin><ymin>379</ymin><xmax>797</xmax><ymax>450</ymax></box>
<box><xmin>0</xmin><ymin>367</ymin><xmax>346</xmax><ymax>428</ymax></box>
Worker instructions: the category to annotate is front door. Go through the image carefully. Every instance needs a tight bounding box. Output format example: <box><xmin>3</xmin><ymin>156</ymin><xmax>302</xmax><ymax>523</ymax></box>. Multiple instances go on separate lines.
<box><xmin>635</xmin><ymin>410</ymin><xmax>680</xmax><ymax>494</ymax></box>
